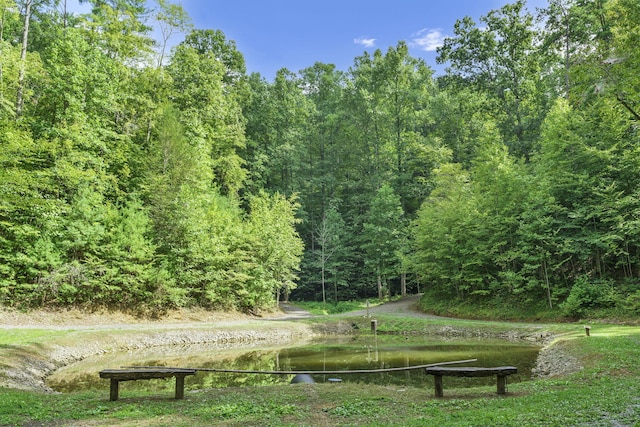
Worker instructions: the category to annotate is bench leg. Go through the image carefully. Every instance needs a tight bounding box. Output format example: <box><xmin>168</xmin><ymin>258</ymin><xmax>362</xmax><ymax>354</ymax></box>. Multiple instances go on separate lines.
<box><xmin>175</xmin><ymin>375</ymin><xmax>186</xmax><ymax>399</ymax></box>
<box><xmin>434</xmin><ymin>375</ymin><xmax>444</xmax><ymax>397</ymax></box>
<box><xmin>109</xmin><ymin>379</ymin><xmax>119</xmax><ymax>401</ymax></box>
<box><xmin>496</xmin><ymin>375</ymin><xmax>507</xmax><ymax>394</ymax></box>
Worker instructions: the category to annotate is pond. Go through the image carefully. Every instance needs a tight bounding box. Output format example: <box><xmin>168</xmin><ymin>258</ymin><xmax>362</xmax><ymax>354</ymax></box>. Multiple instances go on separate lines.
<box><xmin>48</xmin><ymin>334</ymin><xmax>540</xmax><ymax>394</ymax></box>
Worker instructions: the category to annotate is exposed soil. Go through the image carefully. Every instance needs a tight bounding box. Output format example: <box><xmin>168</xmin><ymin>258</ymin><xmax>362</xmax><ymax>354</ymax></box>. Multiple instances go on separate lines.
<box><xmin>0</xmin><ymin>306</ymin><xmax>269</xmax><ymax>329</ymax></box>
<box><xmin>0</xmin><ymin>295</ymin><xmax>581</xmax><ymax>393</ymax></box>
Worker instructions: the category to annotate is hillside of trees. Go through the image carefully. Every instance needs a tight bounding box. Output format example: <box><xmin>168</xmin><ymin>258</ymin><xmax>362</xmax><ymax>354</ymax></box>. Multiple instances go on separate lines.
<box><xmin>2</xmin><ymin>0</ymin><xmax>640</xmax><ymax>317</ymax></box>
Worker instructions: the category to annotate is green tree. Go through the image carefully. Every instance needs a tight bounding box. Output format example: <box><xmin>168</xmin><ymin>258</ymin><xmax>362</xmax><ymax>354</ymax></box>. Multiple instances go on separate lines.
<box><xmin>182</xmin><ymin>29</ymin><xmax>247</xmax><ymax>88</ymax></box>
<box><xmin>470</xmin><ymin>123</ymin><xmax>527</xmax><ymax>297</ymax></box>
<box><xmin>0</xmin><ymin>123</ymin><xmax>64</xmax><ymax>303</ymax></box>
<box><xmin>313</xmin><ymin>202</ymin><xmax>346</xmax><ymax>303</ymax></box>
<box><xmin>0</xmin><ymin>0</ymin><xmax>19</xmax><ymax>115</ymax></box>
<box><xmin>80</xmin><ymin>0</ymin><xmax>153</xmax><ymax>62</ymax></box>
<box><xmin>538</xmin><ymin>0</ymin><xmax>604</xmax><ymax>96</ymax></box>
<box><xmin>245</xmin><ymin>192</ymin><xmax>304</xmax><ymax>307</ymax></box>
<box><xmin>363</xmin><ymin>184</ymin><xmax>405</xmax><ymax>299</ymax></box>
<box><xmin>412</xmin><ymin>163</ymin><xmax>487</xmax><ymax>299</ymax></box>
<box><xmin>437</xmin><ymin>0</ymin><xmax>548</xmax><ymax>160</ymax></box>
<box><xmin>598</xmin><ymin>0</ymin><xmax>640</xmax><ymax>121</ymax></box>
<box><xmin>525</xmin><ymin>98</ymin><xmax>617</xmax><ymax>306</ymax></box>
<box><xmin>144</xmin><ymin>103</ymin><xmax>198</xmax><ymax>258</ymax></box>
<box><xmin>154</xmin><ymin>0</ymin><xmax>192</xmax><ymax>69</ymax></box>
<box><xmin>375</xmin><ymin>42</ymin><xmax>434</xmax><ymax>213</ymax></box>
<box><xmin>15</xmin><ymin>0</ymin><xmax>55</xmax><ymax>118</ymax></box>
<box><xmin>296</xmin><ymin>63</ymin><xmax>347</xmax><ymax>265</ymax></box>
<box><xmin>243</xmin><ymin>67</ymin><xmax>314</xmax><ymax>204</ymax></box>
<box><xmin>15</xmin><ymin>0</ymin><xmax>33</xmax><ymax>117</ymax></box>
<box><xmin>168</xmin><ymin>34</ymin><xmax>247</xmax><ymax>196</ymax></box>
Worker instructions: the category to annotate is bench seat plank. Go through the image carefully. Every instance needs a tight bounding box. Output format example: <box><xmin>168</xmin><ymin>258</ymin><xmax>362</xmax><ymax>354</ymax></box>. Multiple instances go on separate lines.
<box><xmin>425</xmin><ymin>366</ymin><xmax>517</xmax><ymax>397</ymax></box>
<box><xmin>100</xmin><ymin>368</ymin><xmax>196</xmax><ymax>381</ymax></box>
<box><xmin>99</xmin><ymin>369</ymin><xmax>197</xmax><ymax>401</ymax></box>
<box><xmin>425</xmin><ymin>366</ymin><xmax>517</xmax><ymax>377</ymax></box>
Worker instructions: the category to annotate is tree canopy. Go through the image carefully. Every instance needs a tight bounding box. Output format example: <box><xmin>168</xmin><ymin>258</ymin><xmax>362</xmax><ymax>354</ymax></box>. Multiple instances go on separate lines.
<box><xmin>2</xmin><ymin>0</ymin><xmax>640</xmax><ymax>317</ymax></box>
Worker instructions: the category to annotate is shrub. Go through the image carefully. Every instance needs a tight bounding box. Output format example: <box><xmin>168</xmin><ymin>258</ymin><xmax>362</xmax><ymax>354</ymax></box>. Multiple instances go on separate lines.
<box><xmin>560</xmin><ymin>276</ymin><xmax>617</xmax><ymax>318</ymax></box>
<box><xmin>623</xmin><ymin>290</ymin><xmax>640</xmax><ymax>315</ymax></box>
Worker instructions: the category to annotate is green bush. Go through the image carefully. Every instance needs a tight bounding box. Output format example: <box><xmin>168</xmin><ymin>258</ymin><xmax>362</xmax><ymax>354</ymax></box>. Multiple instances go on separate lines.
<box><xmin>560</xmin><ymin>277</ymin><xmax>617</xmax><ymax>318</ymax></box>
<box><xmin>623</xmin><ymin>290</ymin><xmax>640</xmax><ymax>315</ymax></box>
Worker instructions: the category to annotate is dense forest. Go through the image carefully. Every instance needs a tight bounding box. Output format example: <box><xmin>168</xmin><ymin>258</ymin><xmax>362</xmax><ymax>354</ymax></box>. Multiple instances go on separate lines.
<box><xmin>1</xmin><ymin>0</ymin><xmax>639</xmax><ymax>316</ymax></box>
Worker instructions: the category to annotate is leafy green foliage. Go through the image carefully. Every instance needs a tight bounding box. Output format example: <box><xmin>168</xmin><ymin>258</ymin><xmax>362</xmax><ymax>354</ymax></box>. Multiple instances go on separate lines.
<box><xmin>412</xmin><ymin>163</ymin><xmax>486</xmax><ymax>298</ymax></box>
<box><xmin>560</xmin><ymin>276</ymin><xmax>617</xmax><ymax>317</ymax></box>
<box><xmin>244</xmin><ymin>191</ymin><xmax>304</xmax><ymax>307</ymax></box>
<box><xmin>3</xmin><ymin>0</ymin><xmax>640</xmax><ymax>314</ymax></box>
<box><xmin>0</xmin><ymin>2</ymin><xmax>302</xmax><ymax>313</ymax></box>
<box><xmin>363</xmin><ymin>184</ymin><xmax>405</xmax><ymax>299</ymax></box>
<box><xmin>437</xmin><ymin>0</ymin><xmax>548</xmax><ymax>160</ymax></box>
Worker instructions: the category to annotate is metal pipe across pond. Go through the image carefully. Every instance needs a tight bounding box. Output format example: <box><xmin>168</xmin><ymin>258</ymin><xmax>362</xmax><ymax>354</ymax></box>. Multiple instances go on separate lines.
<box><xmin>124</xmin><ymin>358</ymin><xmax>477</xmax><ymax>375</ymax></box>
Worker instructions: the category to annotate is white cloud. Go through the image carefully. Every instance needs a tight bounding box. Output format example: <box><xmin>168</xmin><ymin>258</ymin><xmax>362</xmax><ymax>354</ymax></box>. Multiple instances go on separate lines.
<box><xmin>354</xmin><ymin>37</ymin><xmax>376</xmax><ymax>48</ymax></box>
<box><xmin>410</xmin><ymin>28</ymin><xmax>445</xmax><ymax>52</ymax></box>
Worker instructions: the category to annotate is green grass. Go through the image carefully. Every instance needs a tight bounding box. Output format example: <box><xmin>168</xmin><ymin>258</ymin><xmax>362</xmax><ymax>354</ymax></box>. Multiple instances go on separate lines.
<box><xmin>0</xmin><ymin>329</ymin><xmax>69</xmax><ymax>346</ymax></box>
<box><xmin>416</xmin><ymin>290</ymin><xmax>640</xmax><ymax>324</ymax></box>
<box><xmin>416</xmin><ymin>291</ymin><xmax>558</xmax><ymax>321</ymax></box>
<box><xmin>2</xmin><ymin>349</ymin><xmax>639</xmax><ymax>427</ymax></box>
<box><xmin>2</xmin><ymin>320</ymin><xmax>640</xmax><ymax>426</ymax></box>
<box><xmin>293</xmin><ymin>299</ymin><xmax>382</xmax><ymax>315</ymax></box>
<box><xmin>313</xmin><ymin>311</ymin><xmax>572</xmax><ymax>340</ymax></box>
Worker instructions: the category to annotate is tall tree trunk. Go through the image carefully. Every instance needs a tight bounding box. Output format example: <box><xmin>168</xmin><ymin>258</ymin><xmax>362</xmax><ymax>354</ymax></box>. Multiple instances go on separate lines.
<box><xmin>0</xmin><ymin>5</ymin><xmax>5</xmax><ymax>103</ymax></box>
<box><xmin>377</xmin><ymin>274</ymin><xmax>383</xmax><ymax>300</ymax></box>
<box><xmin>62</xmin><ymin>0</ymin><xmax>67</xmax><ymax>29</ymax></box>
<box><xmin>543</xmin><ymin>257</ymin><xmax>552</xmax><ymax>309</ymax></box>
<box><xmin>321</xmin><ymin>245</ymin><xmax>326</xmax><ymax>303</ymax></box>
<box><xmin>400</xmin><ymin>272</ymin><xmax>406</xmax><ymax>296</ymax></box>
<box><xmin>16</xmin><ymin>0</ymin><xmax>32</xmax><ymax>118</ymax></box>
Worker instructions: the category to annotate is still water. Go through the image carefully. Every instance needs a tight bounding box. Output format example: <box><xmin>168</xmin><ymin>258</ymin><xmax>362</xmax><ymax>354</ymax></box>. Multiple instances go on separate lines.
<box><xmin>48</xmin><ymin>335</ymin><xmax>539</xmax><ymax>394</ymax></box>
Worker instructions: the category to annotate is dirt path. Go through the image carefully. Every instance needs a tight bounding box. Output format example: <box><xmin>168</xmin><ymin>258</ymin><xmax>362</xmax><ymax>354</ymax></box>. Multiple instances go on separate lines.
<box><xmin>279</xmin><ymin>294</ymin><xmax>442</xmax><ymax>320</ymax></box>
<box><xmin>346</xmin><ymin>294</ymin><xmax>443</xmax><ymax>318</ymax></box>
<box><xmin>277</xmin><ymin>302</ymin><xmax>314</xmax><ymax>319</ymax></box>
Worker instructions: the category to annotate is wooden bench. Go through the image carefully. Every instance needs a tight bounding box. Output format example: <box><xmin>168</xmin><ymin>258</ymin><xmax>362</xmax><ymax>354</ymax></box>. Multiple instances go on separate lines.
<box><xmin>425</xmin><ymin>366</ymin><xmax>517</xmax><ymax>397</ymax></box>
<box><xmin>99</xmin><ymin>368</ymin><xmax>197</xmax><ymax>401</ymax></box>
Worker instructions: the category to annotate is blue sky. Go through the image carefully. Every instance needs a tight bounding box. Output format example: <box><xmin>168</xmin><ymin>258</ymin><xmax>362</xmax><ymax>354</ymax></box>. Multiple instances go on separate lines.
<box><xmin>177</xmin><ymin>0</ymin><xmax>548</xmax><ymax>80</ymax></box>
<box><xmin>70</xmin><ymin>0</ymin><xmax>547</xmax><ymax>81</ymax></box>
